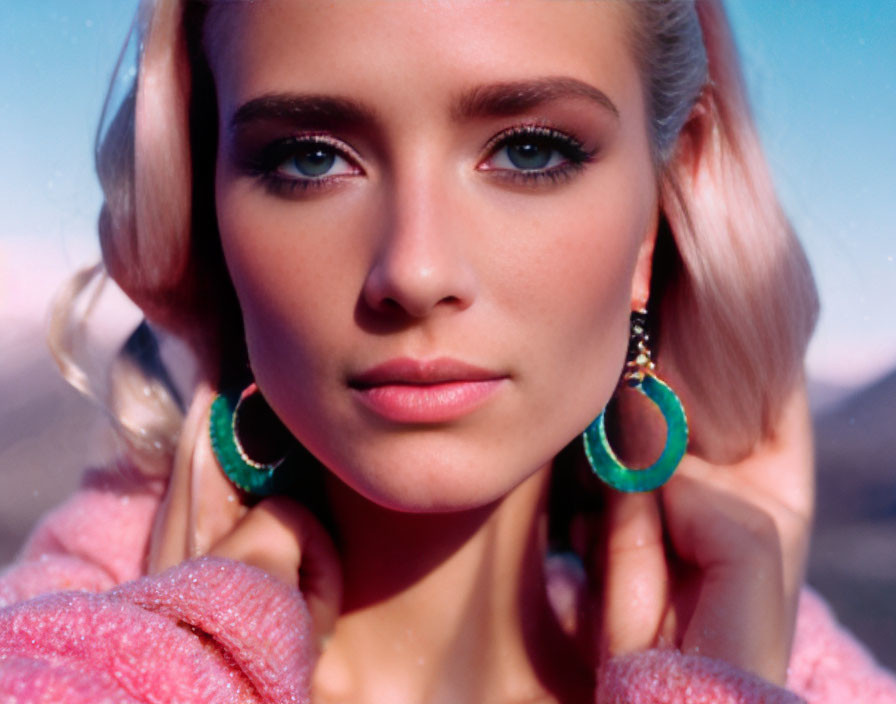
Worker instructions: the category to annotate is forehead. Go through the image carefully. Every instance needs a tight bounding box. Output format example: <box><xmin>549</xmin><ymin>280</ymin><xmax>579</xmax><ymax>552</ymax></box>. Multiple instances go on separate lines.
<box><xmin>205</xmin><ymin>0</ymin><xmax>641</xmax><ymax>122</ymax></box>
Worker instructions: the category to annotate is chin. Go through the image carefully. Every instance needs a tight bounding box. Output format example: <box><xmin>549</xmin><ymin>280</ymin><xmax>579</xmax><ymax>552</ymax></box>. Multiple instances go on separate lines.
<box><xmin>319</xmin><ymin>442</ymin><xmax>552</xmax><ymax>515</ymax></box>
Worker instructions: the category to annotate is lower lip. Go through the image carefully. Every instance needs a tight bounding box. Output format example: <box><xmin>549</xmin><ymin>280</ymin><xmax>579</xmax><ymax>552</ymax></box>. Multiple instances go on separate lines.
<box><xmin>351</xmin><ymin>379</ymin><xmax>505</xmax><ymax>423</ymax></box>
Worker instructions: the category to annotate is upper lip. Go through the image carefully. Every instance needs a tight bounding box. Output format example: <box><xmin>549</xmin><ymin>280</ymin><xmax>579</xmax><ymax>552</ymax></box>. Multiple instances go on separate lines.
<box><xmin>349</xmin><ymin>357</ymin><xmax>506</xmax><ymax>388</ymax></box>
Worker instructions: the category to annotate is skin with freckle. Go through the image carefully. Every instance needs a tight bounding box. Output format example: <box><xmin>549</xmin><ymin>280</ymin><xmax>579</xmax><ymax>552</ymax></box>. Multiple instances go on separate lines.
<box><xmin>210</xmin><ymin>0</ymin><xmax>658</xmax><ymax>513</ymax></box>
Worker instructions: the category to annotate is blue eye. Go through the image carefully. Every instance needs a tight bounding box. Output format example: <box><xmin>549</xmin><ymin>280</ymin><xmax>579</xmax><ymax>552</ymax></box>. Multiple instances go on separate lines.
<box><xmin>481</xmin><ymin>125</ymin><xmax>594</xmax><ymax>184</ymax></box>
<box><xmin>273</xmin><ymin>139</ymin><xmax>356</xmax><ymax>180</ymax></box>
<box><xmin>494</xmin><ymin>140</ymin><xmax>568</xmax><ymax>171</ymax></box>
<box><xmin>245</xmin><ymin>135</ymin><xmax>362</xmax><ymax>196</ymax></box>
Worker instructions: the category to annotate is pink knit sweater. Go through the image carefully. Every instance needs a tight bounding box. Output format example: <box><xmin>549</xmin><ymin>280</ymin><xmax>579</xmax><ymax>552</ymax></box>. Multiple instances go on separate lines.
<box><xmin>1</xmin><ymin>468</ymin><xmax>894</xmax><ymax>703</ymax></box>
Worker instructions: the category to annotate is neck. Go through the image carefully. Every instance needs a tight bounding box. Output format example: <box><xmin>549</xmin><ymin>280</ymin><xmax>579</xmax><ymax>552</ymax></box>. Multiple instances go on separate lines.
<box><xmin>312</xmin><ymin>464</ymin><xmax>592</xmax><ymax>704</ymax></box>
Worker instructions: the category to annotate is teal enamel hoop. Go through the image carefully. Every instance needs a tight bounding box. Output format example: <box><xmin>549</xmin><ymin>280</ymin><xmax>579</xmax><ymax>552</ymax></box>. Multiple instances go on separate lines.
<box><xmin>209</xmin><ymin>389</ymin><xmax>283</xmax><ymax>496</ymax></box>
<box><xmin>582</xmin><ymin>373</ymin><xmax>688</xmax><ymax>493</ymax></box>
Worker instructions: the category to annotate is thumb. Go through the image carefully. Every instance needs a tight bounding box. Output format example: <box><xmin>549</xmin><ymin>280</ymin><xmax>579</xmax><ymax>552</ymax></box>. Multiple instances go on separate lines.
<box><xmin>596</xmin><ymin>490</ymin><xmax>669</xmax><ymax>661</ymax></box>
<box><xmin>209</xmin><ymin>496</ymin><xmax>343</xmax><ymax>646</ymax></box>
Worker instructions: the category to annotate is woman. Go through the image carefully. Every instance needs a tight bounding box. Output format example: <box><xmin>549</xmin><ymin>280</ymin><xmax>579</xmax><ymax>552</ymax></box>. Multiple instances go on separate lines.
<box><xmin>1</xmin><ymin>0</ymin><xmax>893</xmax><ymax>702</ymax></box>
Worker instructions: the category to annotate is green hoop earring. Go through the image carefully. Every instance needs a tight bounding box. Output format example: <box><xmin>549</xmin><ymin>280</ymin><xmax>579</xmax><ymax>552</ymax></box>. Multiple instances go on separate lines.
<box><xmin>209</xmin><ymin>384</ymin><xmax>287</xmax><ymax>497</ymax></box>
<box><xmin>582</xmin><ymin>310</ymin><xmax>688</xmax><ymax>493</ymax></box>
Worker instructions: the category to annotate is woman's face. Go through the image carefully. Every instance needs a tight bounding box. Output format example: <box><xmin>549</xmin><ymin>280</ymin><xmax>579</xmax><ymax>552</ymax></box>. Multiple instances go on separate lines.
<box><xmin>208</xmin><ymin>0</ymin><xmax>658</xmax><ymax>512</ymax></box>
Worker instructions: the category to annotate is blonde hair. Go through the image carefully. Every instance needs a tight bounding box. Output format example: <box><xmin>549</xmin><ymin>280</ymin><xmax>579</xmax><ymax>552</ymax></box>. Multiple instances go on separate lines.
<box><xmin>74</xmin><ymin>0</ymin><xmax>816</xmax><ymax>471</ymax></box>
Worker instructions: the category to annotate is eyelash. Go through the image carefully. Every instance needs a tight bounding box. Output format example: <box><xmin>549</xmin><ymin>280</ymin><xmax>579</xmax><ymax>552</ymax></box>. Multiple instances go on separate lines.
<box><xmin>245</xmin><ymin>134</ymin><xmax>361</xmax><ymax>196</ymax></box>
<box><xmin>245</xmin><ymin>124</ymin><xmax>595</xmax><ymax>196</ymax></box>
<box><xmin>480</xmin><ymin>125</ymin><xmax>596</xmax><ymax>186</ymax></box>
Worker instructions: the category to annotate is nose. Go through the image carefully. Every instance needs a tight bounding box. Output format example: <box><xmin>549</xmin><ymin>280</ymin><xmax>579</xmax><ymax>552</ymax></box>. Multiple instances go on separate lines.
<box><xmin>361</xmin><ymin>173</ymin><xmax>477</xmax><ymax>319</ymax></box>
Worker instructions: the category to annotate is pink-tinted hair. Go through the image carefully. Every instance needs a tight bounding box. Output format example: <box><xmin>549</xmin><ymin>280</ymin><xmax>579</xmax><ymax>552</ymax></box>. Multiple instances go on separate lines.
<box><xmin>631</xmin><ymin>0</ymin><xmax>817</xmax><ymax>458</ymax></box>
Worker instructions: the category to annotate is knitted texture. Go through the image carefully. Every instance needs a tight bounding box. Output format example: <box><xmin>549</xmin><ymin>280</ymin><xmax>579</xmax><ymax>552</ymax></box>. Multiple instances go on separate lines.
<box><xmin>598</xmin><ymin>649</ymin><xmax>804</xmax><ymax>703</ymax></box>
<box><xmin>786</xmin><ymin>588</ymin><xmax>896</xmax><ymax>704</ymax></box>
<box><xmin>0</xmin><ymin>558</ymin><xmax>314</xmax><ymax>703</ymax></box>
<box><xmin>1</xmin><ymin>470</ymin><xmax>895</xmax><ymax>703</ymax></box>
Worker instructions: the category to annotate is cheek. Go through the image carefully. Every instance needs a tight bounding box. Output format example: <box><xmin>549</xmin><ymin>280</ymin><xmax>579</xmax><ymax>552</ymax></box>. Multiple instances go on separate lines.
<box><xmin>513</xmin><ymin>215</ymin><xmax>637</xmax><ymax>327</ymax></box>
<box><xmin>500</xmin><ymin>169</ymin><xmax>654</xmax><ymax>362</ymax></box>
<box><xmin>492</xmin><ymin>162</ymin><xmax>657</xmax><ymax>435</ymax></box>
<box><xmin>213</xmin><ymin>179</ymin><xmax>363</xmax><ymax>397</ymax></box>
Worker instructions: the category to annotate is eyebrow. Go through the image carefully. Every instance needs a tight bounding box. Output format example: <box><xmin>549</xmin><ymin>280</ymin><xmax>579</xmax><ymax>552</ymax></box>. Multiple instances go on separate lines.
<box><xmin>453</xmin><ymin>77</ymin><xmax>619</xmax><ymax>120</ymax></box>
<box><xmin>229</xmin><ymin>76</ymin><xmax>619</xmax><ymax>134</ymax></box>
<box><xmin>229</xmin><ymin>94</ymin><xmax>377</xmax><ymax>133</ymax></box>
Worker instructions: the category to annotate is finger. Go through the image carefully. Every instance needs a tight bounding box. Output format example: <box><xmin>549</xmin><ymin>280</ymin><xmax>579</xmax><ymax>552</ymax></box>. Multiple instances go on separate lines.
<box><xmin>147</xmin><ymin>383</ymin><xmax>245</xmax><ymax>573</ymax></box>
<box><xmin>740</xmin><ymin>383</ymin><xmax>814</xmax><ymax>607</ymax></box>
<box><xmin>188</xmin><ymin>399</ymin><xmax>246</xmax><ymax>557</ymax></box>
<box><xmin>597</xmin><ymin>490</ymin><xmax>669</xmax><ymax>661</ymax></box>
<box><xmin>147</xmin><ymin>383</ymin><xmax>214</xmax><ymax>573</ymax></box>
<box><xmin>771</xmin><ymin>384</ymin><xmax>815</xmax><ymax>512</ymax></box>
<box><xmin>666</xmin><ymin>386</ymin><xmax>814</xmax><ymax>674</ymax></box>
<box><xmin>209</xmin><ymin>497</ymin><xmax>343</xmax><ymax>643</ymax></box>
<box><xmin>725</xmin><ymin>383</ymin><xmax>814</xmax><ymax>529</ymax></box>
<box><xmin>662</xmin><ymin>464</ymin><xmax>788</xmax><ymax>684</ymax></box>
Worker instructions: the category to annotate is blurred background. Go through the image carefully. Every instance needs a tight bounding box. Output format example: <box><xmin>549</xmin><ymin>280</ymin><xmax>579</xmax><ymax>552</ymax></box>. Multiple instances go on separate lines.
<box><xmin>1</xmin><ymin>0</ymin><xmax>894</xmax><ymax>668</ymax></box>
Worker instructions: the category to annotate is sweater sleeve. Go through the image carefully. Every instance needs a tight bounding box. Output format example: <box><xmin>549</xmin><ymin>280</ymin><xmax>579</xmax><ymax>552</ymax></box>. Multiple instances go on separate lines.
<box><xmin>787</xmin><ymin>588</ymin><xmax>896</xmax><ymax>703</ymax></box>
<box><xmin>0</xmin><ymin>465</ymin><xmax>163</xmax><ymax>606</ymax></box>
<box><xmin>0</xmin><ymin>556</ymin><xmax>316</xmax><ymax>704</ymax></box>
<box><xmin>597</xmin><ymin>649</ymin><xmax>805</xmax><ymax>703</ymax></box>
<box><xmin>594</xmin><ymin>588</ymin><xmax>896</xmax><ymax>704</ymax></box>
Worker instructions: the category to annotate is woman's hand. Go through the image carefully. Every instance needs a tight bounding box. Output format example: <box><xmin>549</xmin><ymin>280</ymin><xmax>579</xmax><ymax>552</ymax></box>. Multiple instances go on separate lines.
<box><xmin>147</xmin><ymin>382</ymin><xmax>342</xmax><ymax>646</ymax></box>
<box><xmin>593</xmin><ymin>383</ymin><xmax>814</xmax><ymax>685</ymax></box>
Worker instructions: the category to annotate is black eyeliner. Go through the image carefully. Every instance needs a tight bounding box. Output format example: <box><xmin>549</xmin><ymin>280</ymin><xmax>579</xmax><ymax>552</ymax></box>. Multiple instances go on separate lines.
<box><xmin>482</xmin><ymin>124</ymin><xmax>597</xmax><ymax>186</ymax></box>
<box><xmin>239</xmin><ymin>133</ymin><xmax>361</xmax><ymax>197</ymax></box>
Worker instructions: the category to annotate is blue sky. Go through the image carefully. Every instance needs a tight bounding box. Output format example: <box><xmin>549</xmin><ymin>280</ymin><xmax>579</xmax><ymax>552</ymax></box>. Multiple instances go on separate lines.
<box><xmin>1</xmin><ymin>1</ymin><xmax>894</xmax><ymax>386</ymax></box>
<box><xmin>725</xmin><ymin>0</ymin><xmax>896</xmax><ymax>384</ymax></box>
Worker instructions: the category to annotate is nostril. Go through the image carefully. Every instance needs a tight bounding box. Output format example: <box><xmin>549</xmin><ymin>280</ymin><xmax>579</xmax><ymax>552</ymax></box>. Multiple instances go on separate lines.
<box><xmin>379</xmin><ymin>297</ymin><xmax>403</xmax><ymax>313</ymax></box>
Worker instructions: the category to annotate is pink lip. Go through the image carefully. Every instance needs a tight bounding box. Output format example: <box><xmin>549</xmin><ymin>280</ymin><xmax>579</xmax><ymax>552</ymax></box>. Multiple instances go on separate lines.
<box><xmin>349</xmin><ymin>357</ymin><xmax>508</xmax><ymax>423</ymax></box>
